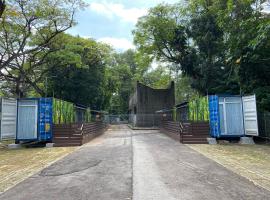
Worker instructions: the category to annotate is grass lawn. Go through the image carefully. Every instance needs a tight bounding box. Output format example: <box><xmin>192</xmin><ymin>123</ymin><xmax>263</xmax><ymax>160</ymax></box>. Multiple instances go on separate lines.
<box><xmin>0</xmin><ymin>141</ymin><xmax>77</xmax><ymax>193</ymax></box>
<box><xmin>188</xmin><ymin>143</ymin><xmax>270</xmax><ymax>191</ymax></box>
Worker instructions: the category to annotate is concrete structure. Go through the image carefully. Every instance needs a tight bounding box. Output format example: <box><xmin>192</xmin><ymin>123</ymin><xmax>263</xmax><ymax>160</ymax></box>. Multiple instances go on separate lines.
<box><xmin>8</xmin><ymin>144</ymin><xmax>22</xmax><ymax>149</ymax></box>
<box><xmin>129</xmin><ymin>81</ymin><xmax>175</xmax><ymax>127</ymax></box>
<box><xmin>239</xmin><ymin>137</ymin><xmax>255</xmax><ymax>145</ymax></box>
<box><xmin>207</xmin><ymin>137</ymin><xmax>217</xmax><ymax>145</ymax></box>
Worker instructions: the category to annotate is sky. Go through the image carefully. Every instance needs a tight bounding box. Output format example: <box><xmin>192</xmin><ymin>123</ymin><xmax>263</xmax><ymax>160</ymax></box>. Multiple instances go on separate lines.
<box><xmin>68</xmin><ymin>0</ymin><xmax>270</xmax><ymax>52</ymax></box>
<box><xmin>68</xmin><ymin>0</ymin><xmax>179</xmax><ymax>51</ymax></box>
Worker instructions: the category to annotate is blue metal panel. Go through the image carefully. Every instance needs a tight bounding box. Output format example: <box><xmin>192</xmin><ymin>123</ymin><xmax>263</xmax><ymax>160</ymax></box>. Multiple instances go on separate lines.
<box><xmin>38</xmin><ymin>98</ymin><xmax>53</xmax><ymax>141</ymax></box>
<box><xmin>208</xmin><ymin>95</ymin><xmax>220</xmax><ymax>138</ymax></box>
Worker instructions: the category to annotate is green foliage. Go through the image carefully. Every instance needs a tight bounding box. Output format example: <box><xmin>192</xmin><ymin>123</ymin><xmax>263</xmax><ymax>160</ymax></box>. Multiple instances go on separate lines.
<box><xmin>53</xmin><ymin>98</ymin><xmax>93</xmax><ymax>124</ymax></box>
<box><xmin>0</xmin><ymin>0</ymin><xmax>85</xmax><ymax>97</ymax></box>
<box><xmin>45</xmin><ymin>34</ymin><xmax>112</xmax><ymax>110</ymax></box>
<box><xmin>106</xmin><ymin>50</ymin><xmax>137</xmax><ymax>114</ymax></box>
<box><xmin>141</xmin><ymin>66</ymin><xmax>172</xmax><ymax>89</ymax></box>
<box><xmin>84</xmin><ymin>108</ymin><xmax>92</xmax><ymax>123</ymax></box>
<box><xmin>188</xmin><ymin>96</ymin><xmax>209</xmax><ymax>121</ymax></box>
<box><xmin>175</xmin><ymin>74</ymin><xmax>198</xmax><ymax>104</ymax></box>
<box><xmin>134</xmin><ymin>0</ymin><xmax>270</xmax><ymax>111</ymax></box>
<box><xmin>133</xmin><ymin>3</ymin><xmax>190</xmax><ymax>67</ymax></box>
<box><xmin>53</xmin><ymin>98</ymin><xmax>75</xmax><ymax>124</ymax></box>
<box><xmin>2</xmin><ymin>0</ymin><xmax>269</xmax><ymax>115</ymax></box>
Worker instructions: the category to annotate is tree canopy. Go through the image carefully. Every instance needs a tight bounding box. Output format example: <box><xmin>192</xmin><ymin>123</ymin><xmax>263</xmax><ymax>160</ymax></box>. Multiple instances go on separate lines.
<box><xmin>133</xmin><ymin>0</ymin><xmax>270</xmax><ymax>111</ymax></box>
<box><xmin>0</xmin><ymin>0</ymin><xmax>85</xmax><ymax>97</ymax></box>
<box><xmin>0</xmin><ymin>0</ymin><xmax>269</xmax><ymax>113</ymax></box>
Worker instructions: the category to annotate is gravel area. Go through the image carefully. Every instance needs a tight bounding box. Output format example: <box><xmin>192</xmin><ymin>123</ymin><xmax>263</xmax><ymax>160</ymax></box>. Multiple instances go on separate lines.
<box><xmin>188</xmin><ymin>143</ymin><xmax>270</xmax><ymax>191</ymax></box>
<box><xmin>0</xmin><ymin>143</ymin><xmax>76</xmax><ymax>193</ymax></box>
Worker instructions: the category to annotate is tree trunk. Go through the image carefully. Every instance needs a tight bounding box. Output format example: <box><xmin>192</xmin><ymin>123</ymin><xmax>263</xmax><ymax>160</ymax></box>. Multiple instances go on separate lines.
<box><xmin>0</xmin><ymin>0</ymin><xmax>6</xmax><ymax>18</ymax></box>
<box><xmin>15</xmin><ymin>77</ymin><xmax>24</xmax><ymax>98</ymax></box>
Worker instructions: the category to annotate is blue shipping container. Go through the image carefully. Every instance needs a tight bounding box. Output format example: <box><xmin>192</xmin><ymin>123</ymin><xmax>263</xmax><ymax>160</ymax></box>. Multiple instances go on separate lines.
<box><xmin>208</xmin><ymin>95</ymin><xmax>245</xmax><ymax>138</ymax></box>
<box><xmin>16</xmin><ymin>98</ymin><xmax>53</xmax><ymax>142</ymax></box>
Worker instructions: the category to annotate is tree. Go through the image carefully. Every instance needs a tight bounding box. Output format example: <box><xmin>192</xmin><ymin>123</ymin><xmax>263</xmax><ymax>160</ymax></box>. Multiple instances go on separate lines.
<box><xmin>106</xmin><ymin>50</ymin><xmax>138</xmax><ymax>114</ymax></box>
<box><xmin>134</xmin><ymin>1</ymin><xmax>270</xmax><ymax>110</ymax></box>
<box><xmin>0</xmin><ymin>0</ymin><xmax>85</xmax><ymax>97</ymax></box>
<box><xmin>175</xmin><ymin>74</ymin><xmax>197</xmax><ymax>104</ymax></box>
<box><xmin>210</xmin><ymin>0</ymin><xmax>270</xmax><ymax>110</ymax></box>
<box><xmin>133</xmin><ymin>2</ymin><xmax>227</xmax><ymax>95</ymax></box>
<box><xmin>141</xmin><ymin>65</ymin><xmax>172</xmax><ymax>89</ymax></box>
<box><xmin>0</xmin><ymin>0</ymin><xmax>5</xmax><ymax>18</ymax></box>
<box><xmin>45</xmin><ymin>34</ymin><xmax>112</xmax><ymax>109</ymax></box>
<box><xmin>133</xmin><ymin>4</ymin><xmax>192</xmax><ymax>73</ymax></box>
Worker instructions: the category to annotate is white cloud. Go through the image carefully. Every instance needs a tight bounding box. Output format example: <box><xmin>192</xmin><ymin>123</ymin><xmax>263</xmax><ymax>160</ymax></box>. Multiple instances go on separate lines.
<box><xmin>89</xmin><ymin>2</ymin><xmax>147</xmax><ymax>23</ymax></box>
<box><xmin>98</xmin><ymin>37</ymin><xmax>135</xmax><ymax>51</ymax></box>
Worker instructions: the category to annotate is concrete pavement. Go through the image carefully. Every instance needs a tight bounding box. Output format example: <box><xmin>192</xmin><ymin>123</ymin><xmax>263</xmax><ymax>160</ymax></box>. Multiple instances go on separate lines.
<box><xmin>0</xmin><ymin>125</ymin><xmax>269</xmax><ymax>200</ymax></box>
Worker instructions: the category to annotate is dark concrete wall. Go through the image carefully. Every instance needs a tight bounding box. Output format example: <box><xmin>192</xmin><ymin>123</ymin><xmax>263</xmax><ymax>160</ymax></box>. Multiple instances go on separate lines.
<box><xmin>129</xmin><ymin>82</ymin><xmax>175</xmax><ymax>127</ymax></box>
<box><xmin>136</xmin><ymin>82</ymin><xmax>175</xmax><ymax>114</ymax></box>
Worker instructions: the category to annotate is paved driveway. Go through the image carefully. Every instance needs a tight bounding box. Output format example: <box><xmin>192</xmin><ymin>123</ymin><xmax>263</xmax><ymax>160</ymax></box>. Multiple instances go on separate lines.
<box><xmin>1</xmin><ymin>125</ymin><xmax>269</xmax><ymax>200</ymax></box>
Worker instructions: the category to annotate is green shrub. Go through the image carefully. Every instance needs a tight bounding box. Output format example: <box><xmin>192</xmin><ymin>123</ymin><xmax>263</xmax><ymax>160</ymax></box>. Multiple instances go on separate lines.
<box><xmin>53</xmin><ymin>98</ymin><xmax>75</xmax><ymax>124</ymax></box>
<box><xmin>188</xmin><ymin>96</ymin><xmax>209</xmax><ymax>121</ymax></box>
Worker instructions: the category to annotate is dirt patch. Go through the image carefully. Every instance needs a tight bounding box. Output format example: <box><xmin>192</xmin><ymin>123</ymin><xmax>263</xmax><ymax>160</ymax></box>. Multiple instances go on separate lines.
<box><xmin>188</xmin><ymin>144</ymin><xmax>270</xmax><ymax>191</ymax></box>
<box><xmin>0</xmin><ymin>145</ymin><xmax>76</xmax><ymax>193</ymax></box>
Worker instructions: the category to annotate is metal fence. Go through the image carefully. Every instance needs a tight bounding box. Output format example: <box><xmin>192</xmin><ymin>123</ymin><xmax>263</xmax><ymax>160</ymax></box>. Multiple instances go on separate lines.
<box><xmin>104</xmin><ymin>114</ymin><xmax>129</xmax><ymax>125</ymax></box>
<box><xmin>103</xmin><ymin>113</ymin><xmax>172</xmax><ymax>127</ymax></box>
<box><xmin>128</xmin><ymin>113</ymin><xmax>172</xmax><ymax>128</ymax></box>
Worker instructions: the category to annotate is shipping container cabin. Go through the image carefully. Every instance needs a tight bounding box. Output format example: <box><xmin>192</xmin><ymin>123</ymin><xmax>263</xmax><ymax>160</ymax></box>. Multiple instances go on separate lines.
<box><xmin>16</xmin><ymin>98</ymin><xmax>53</xmax><ymax>142</ymax></box>
<box><xmin>209</xmin><ymin>95</ymin><xmax>259</xmax><ymax>138</ymax></box>
<box><xmin>0</xmin><ymin>98</ymin><xmax>17</xmax><ymax>140</ymax></box>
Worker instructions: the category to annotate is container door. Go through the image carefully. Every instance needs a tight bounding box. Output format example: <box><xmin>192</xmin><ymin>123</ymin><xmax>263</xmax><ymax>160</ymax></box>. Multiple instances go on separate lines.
<box><xmin>17</xmin><ymin>100</ymin><xmax>38</xmax><ymax>140</ymax></box>
<box><xmin>219</xmin><ymin>103</ymin><xmax>226</xmax><ymax>135</ymax></box>
<box><xmin>224</xmin><ymin>97</ymin><xmax>244</xmax><ymax>136</ymax></box>
<box><xmin>0</xmin><ymin>98</ymin><xmax>17</xmax><ymax>140</ymax></box>
<box><xmin>208</xmin><ymin>95</ymin><xmax>220</xmax><ymax>137</ymax></box>
<box><xmin>242</xmin><ymin>95</ymin><xmax>259</xmax><ymax>136</ymax></box>
<box><xmin>39</xmin><ymin>98</ymin><xmax>53</xmax><ymax>141</ymax></box>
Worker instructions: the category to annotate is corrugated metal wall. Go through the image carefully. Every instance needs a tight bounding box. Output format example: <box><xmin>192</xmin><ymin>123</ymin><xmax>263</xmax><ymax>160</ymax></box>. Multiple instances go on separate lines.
<box><xmin>39</xmin><ymin>98</ymin><xmax>53</xmax><ymax>141</ymax></box>
<box><xmin>0</xmin><ymin>98</ymin><xmax>17</xmax><ymax>140</ymax></box>
<box><xmin>17</xmin><ymin>100</ymin><xmax>38</xmax><ymax>140</ymax></box>
<box><xmin>224</xmin><ymin>97</ymin><xmax>244</xmax><ymax>136</ymax></box>
<box><xmin>209</xmin><ymin>95</ymin><xmax>220</xmax><ymax>137</ymax></box>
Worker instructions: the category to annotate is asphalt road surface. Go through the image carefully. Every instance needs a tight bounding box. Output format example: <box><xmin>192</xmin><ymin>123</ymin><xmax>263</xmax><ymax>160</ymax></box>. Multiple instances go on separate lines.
<box><xmin>1</xmin><ymin>125</ymin><xmax>270</xmax><ymax>200</ymax></box>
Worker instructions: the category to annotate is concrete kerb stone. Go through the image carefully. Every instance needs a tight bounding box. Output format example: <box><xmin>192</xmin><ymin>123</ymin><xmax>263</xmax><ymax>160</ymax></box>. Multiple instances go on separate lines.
<box><xmin>207</xmin><ymin>137</ymin><xmax>217</xmax><ymax>145</ymax></box>
<box><xmin>46</xmin><ymin>143</ymin><xmax>55</xmax><ymax>148</ymax></box>
<box><xmin>239</xmin><ymin>137</ymin><xmax>255</xmax><ymax>145</ymax></box>
<box><xmin>8</xmin><ymin>144</ymin><xmax>22</xmax><ymax>149</ymax></box>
